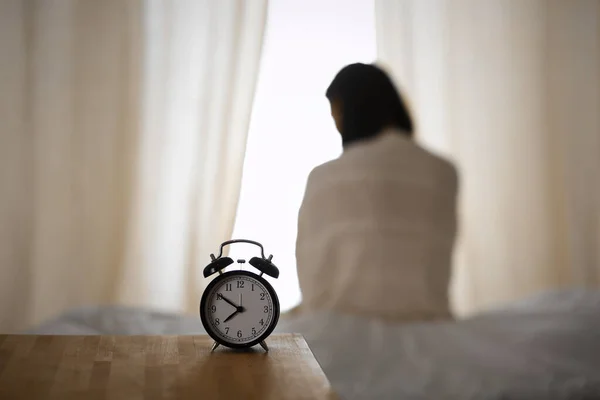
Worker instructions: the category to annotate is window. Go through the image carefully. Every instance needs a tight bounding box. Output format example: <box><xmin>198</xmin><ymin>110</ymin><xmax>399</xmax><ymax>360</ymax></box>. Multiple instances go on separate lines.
<box><xmin>229</xmin><ymin>0</ymin><xmax>377</xmax><ymax>311</ymax></box>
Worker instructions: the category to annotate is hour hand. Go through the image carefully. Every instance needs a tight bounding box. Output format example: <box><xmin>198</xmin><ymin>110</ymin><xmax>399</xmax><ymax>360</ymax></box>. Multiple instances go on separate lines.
<box><xmin>223</xmin><ymin>310</ymin><xmax>239</xmax><ymax>323</ymax></box>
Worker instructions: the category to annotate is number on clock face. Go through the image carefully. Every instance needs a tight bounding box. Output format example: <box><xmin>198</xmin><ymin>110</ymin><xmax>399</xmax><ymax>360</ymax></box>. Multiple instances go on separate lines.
<box><xmin>204</xmin><ymin>274</ymin><xmax>275</xmax><ymax>344</ymax></box>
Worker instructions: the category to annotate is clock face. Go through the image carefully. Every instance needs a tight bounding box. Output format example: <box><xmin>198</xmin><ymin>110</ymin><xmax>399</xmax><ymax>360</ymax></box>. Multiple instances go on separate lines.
<box><xmin>200</xmin><ymin>270</ymin><xmax>280</xmax><ymax>348</ymax></box>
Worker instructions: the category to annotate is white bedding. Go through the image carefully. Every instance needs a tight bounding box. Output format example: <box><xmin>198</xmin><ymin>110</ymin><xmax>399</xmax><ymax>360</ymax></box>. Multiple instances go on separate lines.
<box><xmin>27</xmin><ymin>289</ymin><xmax>600</xmax><ymax>400</ymax></box>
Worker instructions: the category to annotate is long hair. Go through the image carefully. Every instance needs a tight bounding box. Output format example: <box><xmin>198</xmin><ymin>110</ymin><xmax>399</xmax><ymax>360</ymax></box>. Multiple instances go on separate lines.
<box><xmin>325</xmin><ymin>63</ymin><xmax>413</xmax><ymax>146</ymax></box>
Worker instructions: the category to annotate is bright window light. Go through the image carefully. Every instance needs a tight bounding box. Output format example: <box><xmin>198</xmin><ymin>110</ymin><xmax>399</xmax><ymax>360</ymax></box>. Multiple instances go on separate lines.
<box><xmin>229</xmin><ymin>0</ymin><xmax>377</xmax><ymax>311</ymax></box>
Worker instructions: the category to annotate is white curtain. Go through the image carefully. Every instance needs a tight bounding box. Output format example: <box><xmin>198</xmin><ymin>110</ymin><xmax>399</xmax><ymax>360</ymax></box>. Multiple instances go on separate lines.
<box><xmin>0</xmin><ymin>0</ymin><xmax>267</xmax><ymax>332</ymax></box>
<box><xmin>375</xmin><ymin>0</ymin><xmax>600</xmax><ymax>315</ymax></box>
<box><xmin>229</xmin><ymin>0</ymin><xmax>377</xmax><ymax>312</ymax></box>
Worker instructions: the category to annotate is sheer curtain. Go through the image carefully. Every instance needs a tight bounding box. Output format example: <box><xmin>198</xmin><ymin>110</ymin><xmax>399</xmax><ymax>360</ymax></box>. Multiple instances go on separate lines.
<box><xmin>229</xmin><ymin>0</ymin><xmax>377</xmax><ymax>311</ymax></box>
<box><xmin>0</xmin><ymin>0</ymin><xmax>267</xmax><ymax>331</ymax></box>
<box><xmin>375</xmin><ymin>0</ymin><xmax>600</xmax><ymax>315</ymax></box>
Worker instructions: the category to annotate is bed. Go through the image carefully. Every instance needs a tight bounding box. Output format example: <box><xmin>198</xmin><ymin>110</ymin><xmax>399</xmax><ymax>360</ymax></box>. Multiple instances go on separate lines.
<box><xmin>28</xmin><ymin>289</ymin><xmax>600</xmax><ymax>400</ymax></box>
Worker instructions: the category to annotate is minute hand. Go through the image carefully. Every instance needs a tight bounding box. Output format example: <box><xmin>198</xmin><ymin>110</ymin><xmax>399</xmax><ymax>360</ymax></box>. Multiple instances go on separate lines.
<box><xmin>220</xmin><ymin>295</ymin><xmax>238</xmax><ymax>309</ymax></box>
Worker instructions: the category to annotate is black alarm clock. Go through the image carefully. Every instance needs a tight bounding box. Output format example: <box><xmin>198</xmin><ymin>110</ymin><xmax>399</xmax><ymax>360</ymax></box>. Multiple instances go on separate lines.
<box><xmin>200</xmin><ymin>239</ymin><xmax>280</xmax><ymax>352</ymax></box>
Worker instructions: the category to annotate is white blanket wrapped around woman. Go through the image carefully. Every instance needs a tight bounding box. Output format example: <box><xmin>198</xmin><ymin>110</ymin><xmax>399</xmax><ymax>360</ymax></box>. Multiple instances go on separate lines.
<box><xmin>294</xmin><ymin>128</ymin><xmax>459</xmax><ymax>321</ymax></box>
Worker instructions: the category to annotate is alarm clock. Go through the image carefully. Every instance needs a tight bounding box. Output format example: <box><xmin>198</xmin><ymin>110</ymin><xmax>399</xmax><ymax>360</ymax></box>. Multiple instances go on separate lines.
<box><xmin>200</xmin><ymin>239</ymin><xmax>280</xmax><ymax>352</ymax></box>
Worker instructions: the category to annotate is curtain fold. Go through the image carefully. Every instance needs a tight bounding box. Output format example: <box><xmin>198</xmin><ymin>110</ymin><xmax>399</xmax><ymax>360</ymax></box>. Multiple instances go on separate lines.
<box><xmin>0</xmin><ymin>0</ymin><xmax>267</xmax><ymax>332</ymax></box>
<box><xmin>117</xmin><ymin>0</ymin><xmax>268</xmax><ymax>315</ymax></box>
<box><xmin>375</xmin><ymin>0</ymin><xmax>600</xmax><ymax>315</ymax></box>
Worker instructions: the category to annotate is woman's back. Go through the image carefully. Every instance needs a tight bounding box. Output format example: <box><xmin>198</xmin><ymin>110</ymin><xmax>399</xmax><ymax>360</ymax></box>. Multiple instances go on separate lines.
<box><xmin>295</xmin><ymin>129</ymin><xmax>458</xmax><ymax>321</ymax></box>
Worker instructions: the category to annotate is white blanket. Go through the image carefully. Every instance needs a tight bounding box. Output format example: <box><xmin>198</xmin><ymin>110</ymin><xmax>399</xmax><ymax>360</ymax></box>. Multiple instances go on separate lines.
<box><xmin>27</xmin><ymin>290</ymin><xmax>600</xmax><ymax>400</ymax></box>
<box><xmin>295</xmin><ymin>129</ymin><xmax>459</xmax><ymax>321</ymax></box>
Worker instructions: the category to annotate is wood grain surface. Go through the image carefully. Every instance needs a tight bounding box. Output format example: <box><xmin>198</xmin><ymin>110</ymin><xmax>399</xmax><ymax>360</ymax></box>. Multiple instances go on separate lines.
<box><xmin>0</xmin><ymin>333</ymin><xmax>338</xmax><ymax>400</ymax></box>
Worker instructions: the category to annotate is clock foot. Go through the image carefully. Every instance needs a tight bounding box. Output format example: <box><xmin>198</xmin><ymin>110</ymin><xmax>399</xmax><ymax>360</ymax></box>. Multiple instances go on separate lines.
<box><xmin>211</xmin><ymin>342</ymin><xmax>220</xmax><ymax>352</ymax></box>
<box><xmin>259</xmin><ymin>341</ymin><xmax>269</xmax><ymax>352</ymax></box>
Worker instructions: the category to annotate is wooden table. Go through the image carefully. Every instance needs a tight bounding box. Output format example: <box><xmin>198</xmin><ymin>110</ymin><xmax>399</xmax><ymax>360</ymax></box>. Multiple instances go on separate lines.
<box><xmin>0</xmin><ymin>333</ymin><xmax>338</xmax><ymax>399</ymax></box>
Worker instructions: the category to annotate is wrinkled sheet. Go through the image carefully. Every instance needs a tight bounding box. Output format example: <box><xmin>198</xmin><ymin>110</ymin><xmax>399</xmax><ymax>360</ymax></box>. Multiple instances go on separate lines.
<box><xmin>27</xmin><ymin>290</ymin><xmax>600</xmax><ymax>400</ymax></box>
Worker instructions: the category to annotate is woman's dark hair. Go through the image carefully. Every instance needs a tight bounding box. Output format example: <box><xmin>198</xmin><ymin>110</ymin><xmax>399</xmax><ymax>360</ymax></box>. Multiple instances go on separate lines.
<box><xmin>325</xmin><ymin>63</ymin><xmax>413</xmax><ymax>145</ymax></box>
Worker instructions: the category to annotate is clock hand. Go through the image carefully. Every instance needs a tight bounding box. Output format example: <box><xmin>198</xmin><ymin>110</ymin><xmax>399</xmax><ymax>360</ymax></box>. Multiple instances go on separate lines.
<box><xmin>230</xmin><ymin>292</ymin><xmax>247</xmax><ymax>314</ymax></box>
<box><xmin>220</xmin><ymin>295</ymin><xmax>238</xmax><ymax>309</ymax></box>
<box><xmin>223</xmin><ymin>310</ymin><xmax>239</xmax><ymax>323</ymax></box>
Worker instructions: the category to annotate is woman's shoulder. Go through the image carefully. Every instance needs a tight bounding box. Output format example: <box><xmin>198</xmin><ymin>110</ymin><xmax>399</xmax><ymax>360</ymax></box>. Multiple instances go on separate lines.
<box><xmin>305</xmin><ymin>131</ymin><xmax>459</xmax><ymax>190</ymax></box>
